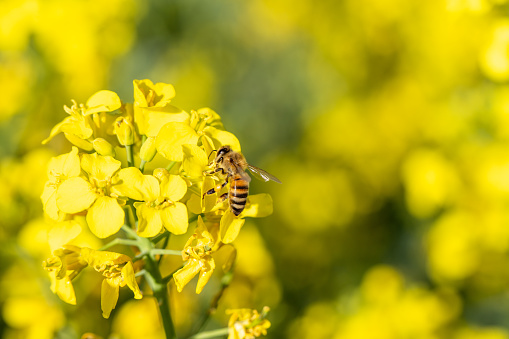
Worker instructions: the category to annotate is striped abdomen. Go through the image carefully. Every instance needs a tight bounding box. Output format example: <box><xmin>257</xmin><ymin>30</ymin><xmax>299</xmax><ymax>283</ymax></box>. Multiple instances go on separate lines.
<box><xmin>229</xmin><ymin>173</ymin><xmax>249</xmax><ymax>216</ymax></box>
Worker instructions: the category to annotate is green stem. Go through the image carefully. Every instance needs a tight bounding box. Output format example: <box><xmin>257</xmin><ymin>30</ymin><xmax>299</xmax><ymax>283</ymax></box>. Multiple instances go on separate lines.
<box><xmin>126</xmin><ymin>144</ymin><xmax>135</xmax><ymax>167</ymax></box>
<box><xmin>144</xmin><ymin>248</ymin><xmax>177</xmax><ymax>339</ymax></box>
<box><xmin>187</xmin><ymin>328</ymin><xmax>229</xmax><ymax>339</ymax></box>
<box><xmin>151</xmin><ymin>249</ymin><xmax>182</xmax><ymax>256</ymax></box>
<box><xmin>135</xmin><ymin>269</ymin><xmax>146</xmax><ymax>278</ymax></box>
<box><xmin>140</xmin><ymin>159</ymin><xmax>147</xmax><ymax>173</ymax></box>
<box><xmin>152</xmin><ymin>232</ymin><xmax>169</xmax><ymax>245</ymax></box>
<box><xmin>191</xmin><ymin>271</ymin><xmax>233</xmax><ymax>336</ymax></box>
<box><xmin>166</xmin><ymin>161</ymin><xmax>176</xmax><ymax>171</ymax></box>
<box><xmin>158</xmin><ymin>233</ymin><xmax>171</xmax><ymax>265</ymax></box>
<box><xmin>99</xmin><ymin>238</ymin><xmax>140</xmax><ymax>251</ymax></box>
<box><xmin>122</xmin><ymin>224</ymin><xmax>139</xmax><ymax>239</ymax></box>
<box><xmin>134</xmin><ymin>233</ymin><xmax>176</xmax><ymax>339</ymax></box>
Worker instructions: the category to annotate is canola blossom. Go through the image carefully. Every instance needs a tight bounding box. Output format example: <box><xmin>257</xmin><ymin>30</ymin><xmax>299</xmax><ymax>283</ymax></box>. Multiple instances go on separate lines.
<box><xmin>40</xmin><ymin>79</ymin><xmax>273</xmax><ymax>338</ymax></box>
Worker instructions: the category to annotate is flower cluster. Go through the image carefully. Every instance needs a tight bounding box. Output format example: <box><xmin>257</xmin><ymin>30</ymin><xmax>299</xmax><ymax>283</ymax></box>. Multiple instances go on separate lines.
<box><xmin>227</xmin><ymin>307</ymin><xmax>271</xmax><ymax>339</ymax></box>
<box><xmin>40</xmin><ymin>79</ymin><xmax>273</xmax><ymax>337</ymax></box>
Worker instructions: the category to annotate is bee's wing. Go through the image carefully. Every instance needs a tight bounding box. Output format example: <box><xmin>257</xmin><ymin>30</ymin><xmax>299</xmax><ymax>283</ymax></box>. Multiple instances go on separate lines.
<box><xmin>247</xmin><ymin>165</ymin><xmax>282</xmax><ymax>184</ymax></box>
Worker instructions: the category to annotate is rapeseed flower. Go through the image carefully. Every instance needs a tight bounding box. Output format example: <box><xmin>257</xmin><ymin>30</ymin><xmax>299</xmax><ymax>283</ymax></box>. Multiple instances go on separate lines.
<box><xmin>173</xmin><ymin>216</ymin><xmax>218</xmax><ymax>294</ymax></box>
<box><xmin>226</xmin><ymin>307</ymin><xmax>271</xmax><ymax>339</ymax></box>
<box><xmin>42</xmin><ymin>91</ymin><xmax>121</xmax><ymax>149</ymax></box>
<box><xmin>43</xmin><ymin>220</ymin><xmax>86</xmax><ymax>305</ymax></box>
<box><xmin>80</xmin><ymin>248</ymin><xmax>142</xmax><ymax>319</ymax></box>
<box><xmin>43</xmin><ymin>221</ymin><xmax>141</xmax><ymax>318</ymax></box>
<box><xmin>56</xmin><ymin>153</ymin><xmax>127</xmax><ymax>238</ymax></box>
<box><xmin>113</xmin><ymin>167</ymin><xmax>189</xmax><ymax>237</ymax></box>
<box><xmin>41</xmin><ymin>147</ymin><xmax>81</xmax><ymax>220</ymax></box>
<box><xmin>133</xmin><ymin>79</ymin><xmax>188</xmax><ymax>137</ymax></box>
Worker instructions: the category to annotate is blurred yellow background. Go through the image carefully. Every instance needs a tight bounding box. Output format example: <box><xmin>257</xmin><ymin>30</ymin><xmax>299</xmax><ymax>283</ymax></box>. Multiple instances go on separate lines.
<box><xmin>3</xmin><ymin>0</ymin><xmax>509</xmax><ymax>338</ymax></box>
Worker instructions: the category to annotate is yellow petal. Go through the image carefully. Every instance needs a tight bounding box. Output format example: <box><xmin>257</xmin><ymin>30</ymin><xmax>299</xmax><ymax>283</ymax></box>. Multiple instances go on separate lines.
<box><xmin>41</xmin><ymin>183</ymin><xmax>59</xmax><ymax>220</ymax></box>
<box><xmin>56</xmin><ymin>177</ymin><xmax>97</xmax><ymax>214</ymax></box>
<box><xmin>173</xmin><ymin>260</ymin><xmax>201</xmax><ymax>292</ymax></box>
<box><xmin>85</xmin><ymin>90</ymin><xmax>122</xmax><ymax>115</ymax></box>
<box><xmin>202</xmin><ymin>176</ymin><xmax>219</xmax><ymax>212</ymax></box>
<box><xmin>240</xmin><ymin>194</ymin><xmax>273</xmax><ymax>218</ymax></box>
<box><xmin>87</xmin><ymin>196</ymin><xmax>125</xmax><ymax>238</ymax></box>
<box><xmin>42</xmin><ymin>116</ymin><xmax>93</xmax><ymax>145</ymax></box>
<box><xmin>143</xmin><ymin>105</ymin><xmax>190</xmax><ymax>137</ymax></box>
<box><xmin>64</xmin><ymin>132</ymin><xmax>94</xmax><ymax>151</ymax></box>
<box><xmin>156</xmin><ymin>122</ymin><xmax>199</xmax><ymax>161</ymax></box>
<box><xmin>197</xmin><ymin>107</ymin><xmax>224</xmax><ymax>129</ymax></box>
<box><xmin>203</xmin><ymin>126</ymin><xmax>241</xmax><ymax>152</ymax></box>
<box><xmin>48</xmin><ymin>220</ymin><xmax>82</xmax><ymax>252</ymax></box>
<box><xmin>140</xmin><ymin>136</ymin><xmax>157</xmax><ymax>162</ymax></box>
<box><xmin>92</xmin><ymin>138</ymin><xmax>116</xmax><ymax>157</ymax></box>
<box><xmin>121</xmin><ymin>261</ymin><xmax>142</xmax><ymax>299</ymax></box>
<box><xmin>101</xmin><ymin>278</ymin><xmax>119</xmax><ymax>319</ymax></box>
<box><xmin>182</xmin><ymin>144</ymin><xmax>209</xmax><ymax>178</ymax></box>
<box><xmin>81</xmin><ymin>153</ymin><xmax>122</xmax><ymax>183</ymax></box>
<box><xmin>48</xmin><ymin>271</ymin><xmax>76</xmax><ymax>305</ymax></box>
<box><xmin>133</xmin><ymin>79</ymin><xmax>175</xmax><ymax>107</ymax></box>
<box><xmin>196</xmin><ymin>259</ymin><xmax>215</xmax><ymax>294</ymax></box>
<box><xmin>133</xmin><ymin>79</ymin><xmax>153</xmax><ymax>107</ymax></box>
<box><xmin>220</xmin><ymin>210</ymin><xmax>245</xmax><ymax>244</ymax></box>
<box><xmin>135</xmin><ymin>203</ymin><xmax>163</xmax><ymax>237</ymax></box>
<box><xmin>80</xmin><ymin>247</ymin><xmax>130</xmax><ymax>267</ymax></box>
<box><xmin>161</xmin><ymin>202</ymin><xmax>189</xmax><ymax>235</ymax></box>
<box><xmin>112</xmin><ymin>167</ymin><xmax>160</xmax><ymax>201</ymax></box>
<box><xmin>153</xmin><ymin>82</ymin><xmax>176</xmax><ymax>105</ymax></box>
<box><xmin>186</xmin><ymin>193</ymin><xmax>202</xmax><ymax>215</ymax></box>
<box><xmin>200</xmin><ymin>135</ymin><xmax>216</xmax><ymax>163</ymax></box>
<box><xmin>161</xmin><ymin>174</ymin><xmax>187</xmax><ymax>202</ymax></box>
<box><xmin>47</xmin><ymin>146</ymin><xmax>81</xmax><ymax>179</ymax></box>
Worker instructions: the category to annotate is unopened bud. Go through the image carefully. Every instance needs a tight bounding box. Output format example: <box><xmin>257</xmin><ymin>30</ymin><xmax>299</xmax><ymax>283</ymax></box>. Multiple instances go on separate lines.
<box><xmin>92</xmin><ymin>138</ymin><xmax>116</xmax><ymax>157</ymax></box>
<box><xmin>140</xmin><ymin>137</ymin><xmax>157</xmax><ymax>162</ymax></box>
<box><xmin>153</xmin><ymin>168</ymin><xmax>169</xmax><ymax>182</ymax></box>
<box><xmin>64</xmin><ymin>132</ymin><xmax>94</xmax><ymax>151</ymax></box>
<box><xmin>114</xmin><ymin>117</ymin><xmax>134</xmax><ymax>146</ymax></box>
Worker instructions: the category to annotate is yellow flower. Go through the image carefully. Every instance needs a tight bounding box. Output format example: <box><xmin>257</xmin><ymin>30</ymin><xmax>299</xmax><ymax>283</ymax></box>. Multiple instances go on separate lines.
<box><xmin>44</xmin><ymin>225</ymin><xmax>142</xmax><ymax>319</ymax></box>
<box><xmin>133</xmin><ymin>79</ymin><xmax>189</xmax><ymax>136</ymax></box>
<box><xmin>44</xmin><ymin>245</ymin><xmax>86</xmax><ymax>305</ymax></box>
<box><xmin>156</xmin><ymin>122</ymin><xmax>199</xmax><ymax>161</ymax></box>
<box><xmin>226</xmin><ymin>307</ymin><xmax>271</xmax><ymax>339</ymax></box>
<box><xmin>41</xmin><ymin>147</ymin><xmax>81</xmax><ymax>220</ymax></box>
<box><xmin>173</xmin><ymin>216</ymin><xmax>217</xmax><ymax>294</ymax></box>
<box><xmin>42</xmin><ymin>91</ymin><xmax>121</xmax><ymax>148</ymax></box>
<box><xmin>113</xmin><ymin>167</ymin><xmax>189</xmax><ymax>237</ymax></box>
<box><xmin>114</xmin><ymin>116</ymin><xmax>135</xmax><ymax>146</ymax></box>
<box><xmin>56</xmin><ymin>153</ymin><xmax>127</xmax><ymax>238</ymax></box>
<box><xmin>43</xmin><ymin>219</ymin><xmax>86</xmax><ymax>306</ymax></box>
<box><xmin>80</xmin><ymin>247</ymin><xmax>142</xmax><ymax>319</ymax></box>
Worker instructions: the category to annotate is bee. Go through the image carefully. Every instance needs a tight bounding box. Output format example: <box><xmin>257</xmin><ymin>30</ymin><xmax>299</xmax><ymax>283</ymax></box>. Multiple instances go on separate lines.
<box><xmin>204</xmin><ymin>145</ymin><xmax>281</xmax><ymax>216</ymax></box>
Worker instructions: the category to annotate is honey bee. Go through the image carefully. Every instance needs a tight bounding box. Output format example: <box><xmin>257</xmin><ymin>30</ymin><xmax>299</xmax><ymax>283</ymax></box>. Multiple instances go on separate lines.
<box><xmin>204</xmin><ymin>145</ymin><xmax>281</xmax><ymax>216</ymax></box>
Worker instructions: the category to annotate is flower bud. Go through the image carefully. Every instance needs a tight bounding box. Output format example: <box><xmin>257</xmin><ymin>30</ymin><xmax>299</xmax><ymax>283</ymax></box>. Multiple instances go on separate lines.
<box><xmin>92</xmin><ymin>138</ymin><xmax>116</xmax><ymax>157</ymax></box>
<box><xmin>64</xmin><ymin>132</ymin><xmax>94</xmax><ymax>151</ymax></box>
<box><xmin>153</xmin><ymin>168</ymin><xmax>169</xmax><ymax>182</ymax></box>
<box><xmin>140</xmin><ymin>137</ymin><xmax>157</xmax><ymax>162</ymax></box>
<box><xmin>114</xmin><ymin>117</ymin><xmax>134</xmax><ymax>146</ymax></box>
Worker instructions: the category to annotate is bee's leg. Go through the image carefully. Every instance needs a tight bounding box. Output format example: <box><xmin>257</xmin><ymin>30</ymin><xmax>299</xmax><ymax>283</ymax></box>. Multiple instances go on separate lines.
<box><xmin>203</xmin><ymin>176</ymin><xmax>230</xmax><ymax>198</ymax></box>
<box><xmin>217</xmin><ymin>193</ymin><xmax>228</xmax><ymax>203</ymax></box>
<box><xmin>203</xmin><ymin>167</ymin><xmax>226</xmax><ymax>176</ymax></box>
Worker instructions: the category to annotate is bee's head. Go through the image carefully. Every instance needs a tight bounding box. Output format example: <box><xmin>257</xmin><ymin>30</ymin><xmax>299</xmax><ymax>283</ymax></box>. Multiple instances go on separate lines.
<box><xmin>216</xmin><ymin>145</ymin><xmax>231</xmax><ymax>162</ymax></box>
